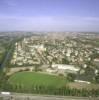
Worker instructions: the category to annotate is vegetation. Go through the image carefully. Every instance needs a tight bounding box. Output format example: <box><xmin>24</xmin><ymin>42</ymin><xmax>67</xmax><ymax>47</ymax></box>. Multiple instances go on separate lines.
<box><xmin>0</xmin><ymin>36</ymin><xmax>27</xmax><ymax>90</ymax></box>
<box><xmin>95</xmin><ymin>72</ymin><xmax>99</xmax><ymax>83</ymax></box>
<box><xmin>67</xmin><ymin>73</ymin><xmax>76</xmax><ymax>82</ymax></box>
<box><xmin>0</xmin><ymin>72</ymin><xmax>96</xmax><ymax>97</ymax></box>
<box><xmin>8</xmin><ymin>72</ymin><xmax>67</xmax><ymax>88</ymax></box>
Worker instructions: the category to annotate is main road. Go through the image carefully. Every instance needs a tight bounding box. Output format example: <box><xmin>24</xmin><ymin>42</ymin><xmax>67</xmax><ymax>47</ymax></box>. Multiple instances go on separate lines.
<box><xmin>0</xmin><ymin>93</ymin><xmax>98</xmax><ymax>100</ymax></box>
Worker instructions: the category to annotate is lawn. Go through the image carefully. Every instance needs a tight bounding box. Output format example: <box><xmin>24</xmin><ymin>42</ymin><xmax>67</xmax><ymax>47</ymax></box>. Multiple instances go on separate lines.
<box><xmin>8</xmin><ymin>72</ymin><xmax>67</xmax><ymax>88</ymax></box>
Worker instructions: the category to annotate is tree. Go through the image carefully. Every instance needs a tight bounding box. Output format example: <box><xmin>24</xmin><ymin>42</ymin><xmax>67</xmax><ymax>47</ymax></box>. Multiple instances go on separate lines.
<box><xmin>67</xmin><ymin>73</ymin><xmax>76</xmax><ymax>82</ymax></box>
<box><xmin>95</xmin><ymin>72</ymin><xmax>99</xmax><ymax>83</ymax></box>
<box><xmin>62</xmin><ymin>58</ymin><xmax>70</xmax><ymax>64</ymax></box>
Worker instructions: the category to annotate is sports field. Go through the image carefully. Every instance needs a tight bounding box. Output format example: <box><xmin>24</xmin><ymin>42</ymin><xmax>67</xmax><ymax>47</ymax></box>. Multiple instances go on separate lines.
<box><xmin>8</xmin><ymin>72</ymin><xmax>67</xmax><ymax>88</ymax></box>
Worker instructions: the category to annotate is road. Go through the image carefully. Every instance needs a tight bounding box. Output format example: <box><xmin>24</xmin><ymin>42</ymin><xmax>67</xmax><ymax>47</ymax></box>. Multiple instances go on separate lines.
<box><xmin>0</xmin><ymin>39</ymin><xmax>14</xmax><ymax>69</ymax></box>
<box><xmin>0</xmin><ymin>93</ymin><xmax>98</xmax><ymax>100</ymax></box>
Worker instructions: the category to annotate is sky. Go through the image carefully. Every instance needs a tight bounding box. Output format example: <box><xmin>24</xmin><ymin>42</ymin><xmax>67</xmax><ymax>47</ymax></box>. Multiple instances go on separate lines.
<box><xmin>0</xmin><ymin>0</ymin><xmax>99</xmax><ymax>32</ymax></box>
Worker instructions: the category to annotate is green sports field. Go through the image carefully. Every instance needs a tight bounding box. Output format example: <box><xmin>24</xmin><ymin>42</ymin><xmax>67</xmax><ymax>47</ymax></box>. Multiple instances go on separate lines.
<box><xmin>8</xmin><ymin>72</ymin><xmax>67</xmax><ymax>88</ymax></box>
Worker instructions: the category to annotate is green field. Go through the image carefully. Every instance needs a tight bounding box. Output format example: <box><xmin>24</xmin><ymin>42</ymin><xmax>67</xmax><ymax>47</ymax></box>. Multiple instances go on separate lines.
<box><xmin>8</xmin><ymin>72</ymin><xmax>67</xmax><ymax>88</ymax></box>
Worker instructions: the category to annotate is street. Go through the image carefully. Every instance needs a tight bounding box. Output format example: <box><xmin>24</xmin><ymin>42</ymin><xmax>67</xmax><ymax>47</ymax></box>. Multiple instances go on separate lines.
<box><xmin>0</xmin><ymin>93</ymin><xmax>98</xmax><ymax>100</ymax></box>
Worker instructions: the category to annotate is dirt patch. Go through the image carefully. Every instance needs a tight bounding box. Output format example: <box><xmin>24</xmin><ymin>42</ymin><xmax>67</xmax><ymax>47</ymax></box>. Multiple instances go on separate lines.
<box><xmin>68</xmin><ymin>82</ymin><xmax>99</xmax><ymax>90</ymax></box>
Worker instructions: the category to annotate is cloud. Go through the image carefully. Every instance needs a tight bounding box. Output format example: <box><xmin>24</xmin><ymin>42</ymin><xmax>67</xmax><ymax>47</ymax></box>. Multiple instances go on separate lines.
<box><xmin>0</xmin><ymin>15</ymin><xmax>58</xmax><ymax>31</ymax></box>
<box><xmin>0</xmin><ymin>15</ymin><xmax>99</xmax><ymax>32</ymax></box>
<box><xmin>83</xmin><ymin>17</ymin><xmax>99</xmax><ymax>21</ymax></box>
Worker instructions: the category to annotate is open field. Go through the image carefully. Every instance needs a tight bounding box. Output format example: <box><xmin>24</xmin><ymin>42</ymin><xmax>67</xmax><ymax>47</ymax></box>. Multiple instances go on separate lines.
<box><xmin>8</xmin><ymin>72</ymin><xmax>67</xmax><ymax>88</ymax></box>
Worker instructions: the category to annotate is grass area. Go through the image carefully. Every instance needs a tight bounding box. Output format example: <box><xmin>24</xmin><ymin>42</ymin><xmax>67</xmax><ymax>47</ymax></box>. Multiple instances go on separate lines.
<box><xmin>8</xmin><ymin>72</ymin><xmax>67</xmax><ymax>88</ymax></box>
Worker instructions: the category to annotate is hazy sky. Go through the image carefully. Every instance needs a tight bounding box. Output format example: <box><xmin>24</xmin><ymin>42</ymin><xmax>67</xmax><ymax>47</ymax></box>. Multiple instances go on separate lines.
<box><xmin>0</xmin><ymin>0</ymin><xmax>99</xmax><ymax>32</ymax></box>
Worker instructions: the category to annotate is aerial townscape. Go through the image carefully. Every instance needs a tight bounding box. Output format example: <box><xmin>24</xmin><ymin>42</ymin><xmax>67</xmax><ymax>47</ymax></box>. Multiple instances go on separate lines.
<box><xmin>0</xmin><ymin>0</ymin><xmax>99</xmax><ymax>99</ymax></box>
<box><xmin>0</xmin><ymin>32</ymin><xmax>99</xmax><ymax>100</ymax></box>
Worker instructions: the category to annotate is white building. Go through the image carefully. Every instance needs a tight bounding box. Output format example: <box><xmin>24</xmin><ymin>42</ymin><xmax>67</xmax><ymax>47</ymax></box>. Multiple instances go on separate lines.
<box><xmin>52</xmin><ymin>64</ymin><xmax>80</xmax><ymax>73</ymax></box>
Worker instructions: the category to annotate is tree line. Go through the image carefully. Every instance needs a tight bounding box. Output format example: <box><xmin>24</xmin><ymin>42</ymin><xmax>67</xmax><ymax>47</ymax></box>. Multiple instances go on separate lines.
<box><xmin>0</xmin><ymin>80</ymin><xmax>99</xmax><ymax>97</ymax></box>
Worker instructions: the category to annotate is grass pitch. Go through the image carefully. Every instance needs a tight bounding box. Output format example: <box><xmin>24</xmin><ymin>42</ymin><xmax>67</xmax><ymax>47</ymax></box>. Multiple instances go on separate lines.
<box><xmin>8</xmin><ymin>72</ymin><xmax>67</xmax><ymax>88</ymax></box>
